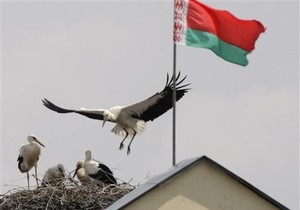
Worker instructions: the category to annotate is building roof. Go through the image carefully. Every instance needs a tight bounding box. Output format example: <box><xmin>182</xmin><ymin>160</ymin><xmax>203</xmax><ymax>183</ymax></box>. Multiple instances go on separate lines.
<box><xmin>106</xmin><ymin>156</ymin><xmax>289</xmax><ymax>210</ymax></box>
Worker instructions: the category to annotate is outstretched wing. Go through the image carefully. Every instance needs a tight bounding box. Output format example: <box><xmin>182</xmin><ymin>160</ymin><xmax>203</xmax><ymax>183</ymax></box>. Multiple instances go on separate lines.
<box><xmin>124</xmin><ymin>72</ymin><xmax>191</xmax><ymax>122</ymax></box>
<box><xmin>42</xmin><ymin>98</ymin><xmax>105</xmax><ymax>121</ymax></box>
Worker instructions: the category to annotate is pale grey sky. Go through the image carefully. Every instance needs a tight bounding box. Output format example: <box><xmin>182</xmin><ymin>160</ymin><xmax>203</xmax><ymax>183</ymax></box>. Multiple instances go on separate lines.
<box><xmin>1</xmin><ymin>1</ymin><xmax>299</xmax><ymax>209</ymax></box>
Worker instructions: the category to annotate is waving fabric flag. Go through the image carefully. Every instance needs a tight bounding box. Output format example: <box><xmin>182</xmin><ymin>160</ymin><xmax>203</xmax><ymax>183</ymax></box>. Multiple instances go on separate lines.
<box><xmin>174</xmin><ymin>0</ymin><xmax>265</xmax><ymax>66</ymax></box>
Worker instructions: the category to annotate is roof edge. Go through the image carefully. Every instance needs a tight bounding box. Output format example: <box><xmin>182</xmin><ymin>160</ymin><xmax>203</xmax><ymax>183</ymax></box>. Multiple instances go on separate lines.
<box><xmin>106</xmin><ymin>155</ymin><xmax>289</xmax><ymax>210</ymax></box>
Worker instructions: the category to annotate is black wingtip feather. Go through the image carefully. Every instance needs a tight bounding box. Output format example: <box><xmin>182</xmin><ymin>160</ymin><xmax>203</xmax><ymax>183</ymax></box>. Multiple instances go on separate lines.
<box><xmin>164</xmin><ymin>71</ymin><xmax>191</xmax><ymax>93</ymax></box>
<box><xmin>42</xmin><ymin>98</ymin><xmax>75</xmax><ymax>114</ymax></box>
<box><xmin>136</xmin><ymin>72</ymin><xmax>190</xmax><ymax>122</ymax></box>
<box><xmin>42</xmin><ymin>98</ymin><xmax>105</xmax><ymax>120</ymax></box>
<box><xmin>165</xmin><ymin>73</ymin><xmax>170</xmax><ymax>87</ymax></box>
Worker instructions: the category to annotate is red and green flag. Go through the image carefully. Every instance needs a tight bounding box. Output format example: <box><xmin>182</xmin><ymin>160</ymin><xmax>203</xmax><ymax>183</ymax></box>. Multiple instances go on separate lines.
<box><xmin>174</xmin><ymin>0</ymin><xmax>266</xmax><ymax>66</ymax></box>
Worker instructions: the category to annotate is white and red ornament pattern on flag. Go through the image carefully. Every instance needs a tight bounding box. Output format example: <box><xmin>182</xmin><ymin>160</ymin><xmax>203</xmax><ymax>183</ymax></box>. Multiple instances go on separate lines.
<box><xmin>173</xmin><ymin>0</ymin><xmax>188</xmax><ymax>45</ymax></box>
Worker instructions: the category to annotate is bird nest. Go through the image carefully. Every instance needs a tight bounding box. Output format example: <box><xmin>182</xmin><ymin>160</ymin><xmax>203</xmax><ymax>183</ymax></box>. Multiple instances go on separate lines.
<box><xmin>0</xmin><ymin>180</ymin><xmax>135</xmax><ymax>210</ymax></box>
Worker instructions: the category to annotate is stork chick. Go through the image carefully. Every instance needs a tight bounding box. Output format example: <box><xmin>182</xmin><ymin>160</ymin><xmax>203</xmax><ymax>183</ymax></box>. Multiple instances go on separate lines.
<box><xmin>73</xmin><ymin>161</ymin><xmax>92</xmax><ymax>186</ymax></box>
<box><xmin>42</xmin><ymin>163</ymin><xmax>65</xmax><ymax>187</ymax></box>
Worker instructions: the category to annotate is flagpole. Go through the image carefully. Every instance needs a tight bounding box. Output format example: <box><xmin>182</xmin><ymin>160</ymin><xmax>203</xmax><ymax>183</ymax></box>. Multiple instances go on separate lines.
<box><xmin>172</xmin><ymin>0</ymin><xmax>177</xmax><ymax>167</ymax></box>
<box><xmin>172</xmin><ymin>42</ymin><xmax>177</xmax><ymax>167</ymax></box>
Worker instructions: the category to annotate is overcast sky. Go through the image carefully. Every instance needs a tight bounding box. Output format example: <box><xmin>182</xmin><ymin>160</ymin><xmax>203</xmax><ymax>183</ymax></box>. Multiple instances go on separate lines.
<box><xmin>1</xmin><ymin>1</ymin><xmax>299</xmax><ymax>209</ymax></box>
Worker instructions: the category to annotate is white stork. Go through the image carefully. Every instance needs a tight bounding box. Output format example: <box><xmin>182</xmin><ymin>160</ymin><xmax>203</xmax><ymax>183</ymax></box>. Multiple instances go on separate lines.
<box><xmin>83</xmin><ymin>150</ymin><xmax>117</xmax><ymax>185</ymax></box>
<box><xmin>17</xmin><ymin>134</ymin><xmax>45</xmax><ymax>189</ymax></box>
<box><xmin>42</xmin><ymin>163</ymin><xmax>65</xmax><ymax>187</ymax></box>
<box><xmin>73</xmin><ymin>161</ymin><xmax>93</xmax><ymax>185</ymax></box>
<box><xmin>42</xmin><ymin>72</ymin><xmax>190</xmax><ymax>154</ymax></box>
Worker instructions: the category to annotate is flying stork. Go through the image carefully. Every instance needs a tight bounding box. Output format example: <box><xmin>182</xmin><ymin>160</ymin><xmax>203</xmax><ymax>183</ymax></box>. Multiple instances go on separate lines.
<box><xmin>83</xmin><ymin>150</ymin><xmax>117</xmax><ymax>185</ymax></box>
<box><xmin>42</xmin><ymin>163</ymin><xmax>65</xmax><ymax>187</ymax></box>
<box><xmin>17</xmin><ymin>134</ymin><xmax>45</xmax><ymax>189</ymax></box>
<box><xmin>42</xmin><ymin>72</ymin><xmax>190</xmax><ymax>154</ymax></box>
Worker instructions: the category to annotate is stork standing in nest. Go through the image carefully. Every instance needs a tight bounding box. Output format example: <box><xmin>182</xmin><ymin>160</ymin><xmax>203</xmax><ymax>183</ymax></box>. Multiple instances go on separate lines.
<box><xmin>17</xmin><ymin>134</ymin><xmax>45</xmax><ymax>189</ymax></box>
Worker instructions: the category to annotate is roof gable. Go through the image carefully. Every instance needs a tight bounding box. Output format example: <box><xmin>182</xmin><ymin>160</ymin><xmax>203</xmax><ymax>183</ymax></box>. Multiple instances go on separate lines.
<box><xmin>106</xmin><ymin>156</ymin><xmax>289</xmax><ymax>210</ymax></box>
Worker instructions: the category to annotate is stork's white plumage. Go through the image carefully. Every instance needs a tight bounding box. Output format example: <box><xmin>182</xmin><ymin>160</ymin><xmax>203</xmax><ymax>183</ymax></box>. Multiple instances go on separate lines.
<box><xmin>17</xmin><ymin>134</ymin><xmax>45</xmax><ymax>189</ymax></box>
<box><xmin>42</xmin><ymin>163</ymin><xmax>65</xmax><ymax>187</ymax></box>
<box><xmin>73</xmin><ymin>161</ymin><xmax>93</xmax><ymax>185</ymax></box>
<box><xmin>84</xmin><ymin>150</ymin><xmax>117</xmax><ymax>185</ymax></box>
<box><xmin>42</xmin><ymin>72</ymin><xmax>190</xmax><ymax>154</ymax></box>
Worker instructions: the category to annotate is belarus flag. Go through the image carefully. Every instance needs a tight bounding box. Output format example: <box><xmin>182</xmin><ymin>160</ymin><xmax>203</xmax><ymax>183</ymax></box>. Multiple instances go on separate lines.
<box><xmin>174</xmin><ymin>0</ymin><xmax>265</xmax><ymax>66</ymax></box>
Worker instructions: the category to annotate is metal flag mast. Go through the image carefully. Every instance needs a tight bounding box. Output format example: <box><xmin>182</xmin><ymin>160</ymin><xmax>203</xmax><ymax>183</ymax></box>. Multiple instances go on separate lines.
<box><xmin>172</xmin><ymin>0</ymin><xmax>178</xmax><ymax>166</ymax></box>
<box><xmin>172</xmin><ymin>43</ymin><xmax>177</xmax><ymax>166</ymax></box>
